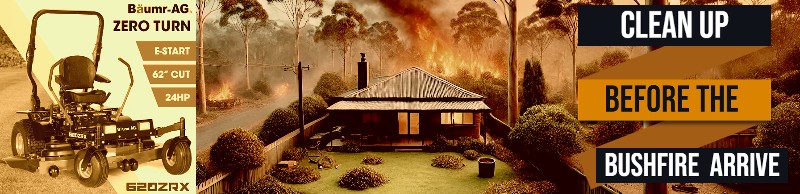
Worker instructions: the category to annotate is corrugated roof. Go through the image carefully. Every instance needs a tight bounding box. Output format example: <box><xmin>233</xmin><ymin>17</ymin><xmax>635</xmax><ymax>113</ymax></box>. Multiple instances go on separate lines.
<box><xmin>328</xmin><ymin>101</ymin><xmax>490</xmax><ymax>111</ymax></box>
<box><xmin>341</xmin><ymin>67</ymin><xmax>484</xmax><ymax>99</ymax></box>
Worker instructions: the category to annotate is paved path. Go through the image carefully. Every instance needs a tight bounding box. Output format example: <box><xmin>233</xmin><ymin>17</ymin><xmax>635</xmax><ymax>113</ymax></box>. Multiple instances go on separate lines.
<box><xmin>196</xmin><ymin>92</ymin><xmax>296</xmax><ymax>151</ymax></box>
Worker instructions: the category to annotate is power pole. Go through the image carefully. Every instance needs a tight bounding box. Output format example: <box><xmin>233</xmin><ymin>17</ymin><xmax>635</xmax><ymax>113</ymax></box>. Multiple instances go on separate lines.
<box><xmin>285</xmin><ymin>62</ymin><xmax>310</xmax><ymax>146</ymax></box>
<box><xmin>644</xmin><ymin>0</ymin><xmax>668</xmax><ymax>193</ymax></box>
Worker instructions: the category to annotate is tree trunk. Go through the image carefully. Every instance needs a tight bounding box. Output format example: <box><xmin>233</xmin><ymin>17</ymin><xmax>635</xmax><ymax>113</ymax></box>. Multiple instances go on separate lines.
<box><xmin>198</xmin><ymin>14</ymin><xmax>207</xmax><ymax>114</ymax></box>
<box><xmin>507</xmin><ymin>3</ymin><xmax>519</xmax><ymax>127</ymax></box>
<box><xmin>295</xmin><ymin>25</ymin><xmax>300</xmax><ymax>71</ymax></box>
<box><xmin>245</xmin><ymin>33</ymin><xmax>251</xmax><ymax>90</ymax></box>
<box><xmin>572</xmin><ymin>41</ymin><xmax>576</xmax><ymax>103</ymax></box>
<box><xmin>342</xmin><ymin>47</ymin><xmax>348</xmax><ymax>78</ymax></box>
<box><xmin>379</xmin><ymin>47</ymin><xmax>383</xmax><ymax>75</ymax></box>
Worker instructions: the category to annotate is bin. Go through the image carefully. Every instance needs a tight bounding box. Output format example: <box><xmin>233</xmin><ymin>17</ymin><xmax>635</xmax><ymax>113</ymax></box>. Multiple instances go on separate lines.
<box><xmin>478</xmin><ymin>158</ymin><xmax>495</xmax><ymax>178</ymax></box>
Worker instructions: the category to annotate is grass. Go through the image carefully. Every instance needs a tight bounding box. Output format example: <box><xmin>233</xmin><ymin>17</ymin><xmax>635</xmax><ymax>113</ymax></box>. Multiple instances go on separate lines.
<box><xmin>287</xmin><ymin>152</ymin><xmax>515</xmax><ymax>193</ymax></box>
<box><xmin>0</xmin><ymin>26</ymin><xmax>24</xmax><ymax>68</ymax></box>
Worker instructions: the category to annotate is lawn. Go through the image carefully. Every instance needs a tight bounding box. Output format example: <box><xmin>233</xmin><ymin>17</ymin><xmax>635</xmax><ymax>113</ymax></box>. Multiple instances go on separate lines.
<box><xmin>288</xmin><ymin>151</ymin><xmax>515</xmax><ymax>194</ymax></box>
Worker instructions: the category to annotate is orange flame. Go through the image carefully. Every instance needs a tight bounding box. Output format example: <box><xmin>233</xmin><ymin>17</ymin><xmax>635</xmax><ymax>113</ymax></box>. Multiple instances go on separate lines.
<box><xmin>416</xmin><ymin>26</ymin><xmax>500</xmax><ymax>78</ymax></box>
<box><xmin>209</xmin><ymin>82</ymin><xmax>234</xmax><ymax>101</ymax></box>
<box><xmin>273</xmin><ymin>83</ymin><xmax>290</xmax><ymax>97</ymax></box>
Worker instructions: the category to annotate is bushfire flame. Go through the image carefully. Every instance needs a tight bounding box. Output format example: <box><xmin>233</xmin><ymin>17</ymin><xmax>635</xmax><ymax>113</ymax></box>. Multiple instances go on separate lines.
<box><xmin>417</xmin><ymin>26</ymin><xmax>500</xmax><ymax>77</ymax></box>
<box><xmin>209</xmin><ymin>82</ymin><xmax>234</xmax><ymax>101</ymax></box>
<box><xmin>273</xmin><ymin>83</ymin><xmax>290</xmax><ymax>97</ymax></box>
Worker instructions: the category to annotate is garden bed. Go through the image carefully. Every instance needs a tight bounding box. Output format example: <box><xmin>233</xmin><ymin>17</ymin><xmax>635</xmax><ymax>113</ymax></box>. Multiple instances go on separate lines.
<box><xmin>287</xmin><ymin>152</ymin><xmax>515</xmax><ymax>193</ymax></box>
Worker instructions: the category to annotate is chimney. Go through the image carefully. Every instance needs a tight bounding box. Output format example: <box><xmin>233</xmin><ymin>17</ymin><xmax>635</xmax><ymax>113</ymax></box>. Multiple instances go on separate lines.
<box><xmin>358</xmin><ymin>53</ymin><xmax>369</xmax><ymax>90</ymax></box>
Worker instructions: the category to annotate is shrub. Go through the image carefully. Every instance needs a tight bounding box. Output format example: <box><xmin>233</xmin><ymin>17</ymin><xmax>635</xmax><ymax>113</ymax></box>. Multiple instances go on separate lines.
<box><xmin>423</xmin><ymin>135</ymin><xmax>452</xmax><ymax>152</ymax></box>
<box><xmin>463</xmin><ymin>150</ymin><xmax>481</xmax><ymax>160</ymax></box>
<box><xmin>754</xmin><ymin>102</ymin><xmax>800</xmax><ymax>149</ymax></box>
<box><xmin>271</xmin><ymin>166</ymin><xmax>321</xmax><ymax>184</ymax></box>
<box><xmin>784</xmin><ymin>46</ymin><xmax>800</xmax><ymax>71</ymax></box>
<box><xmin>598</xmin><ymin>50</ymin><xmax>629</xmax><ymax>69</ymax></box>
<box><xmin>484</xmin><ymin>179</ymin><xmax>558</xmax><ymax>194</ymax></box>
<box><xmin>313</xmin><ymin>72</ymin><xmax>349</xmax><ymax>103</ymax></box>
<box><xmin>455</xmin><ymin>136</ymin><xmax>484</xmax><ymax>152</ymax></box>
<box><xmin>318</xmin><ymin>152</ymin><xmax>338</xmax><ymax>169</ymax></box>
<box><xmin>576</xmin><ymin>62</ymin><xmax>601</xmax><ymax>79</ymax></box>
<box><xmin>282</xmin><ymin>148</ymin><xmax>307</xmax><ymax>161</ymax></box>
<box><xmin>231</xmin><ymin>176</ymin><xmax>300</xmax><ymax>194</ymax></box>
<box><xmin>210</xmin><ymin>128</ymin><xmax>266</xmax><ymax>172</ymax></box>
<box><xmin>508</xmin><ymin>104</ymin><xmax>583</xmax><ymax>161</ymax></box>
<box><xmin>773</xmin><ymin>70</ymin><xmax>800</xmax><ymax>95</ymax></box>
<box><xmin>259</xmin><ymin>108</ymin><xmax>299</xmax><ymax>144</ymax></box>
<box><xmin>253</xmin><ymin>80</ymin><xmax>273</xmax><ymax>96</ymax></box>
<box><xmin>338</xmin><ymin>166</ymin><xmax>387</xmax><ymax>190</ymax></box>
<box><xmin>362</xmin><ymin>154</ymin><xmax>384</xmax><ymax>165</ymax></box>
<box><xmin>288</xmin><ymin>94</ymin><xmax>329</xmax><ymax>122</ymax></box>
<box><xmin>340</xmin><ymin>139</ymin><xmax>362</xmax><ymax>153</ymax></box>
<box><xmin>196</xmin><ymin>161</ymin><xmax>212</xmax><ymax>185</ymax></box>
<box><xmin>754</xmin><ymin>102</ymin><xmax>800</xmax><ymax>180</ymax></box>
<box><xmin>593</xmin><ymin>121</ymin><xmax>642</xmax><ymax>146</ymax></box>
<box><xmin>772</xmin><ymin>91</ymin><xmax>800</xmax><ymax>107</ymax></box>
<box><xmin>431</xmin><ymin>154</ymin><xmax>465</xmax><ymax>169</ymax></box>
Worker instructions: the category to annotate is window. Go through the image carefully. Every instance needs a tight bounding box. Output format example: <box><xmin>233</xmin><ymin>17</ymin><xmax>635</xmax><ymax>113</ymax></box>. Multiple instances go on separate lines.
<box><xmin>440</xmin><ymin>112</ymin><xmax>474</xmax><ymax>125</ymax></box>
<box><xmin>362</xmin><ymin>113</ymin><xmax>380</xmax><ymax>123</ymax></box>
<box><xmin>398</xmin><ymin>112</ymin><xmax>419</xmax><ymax>134</ymax></box>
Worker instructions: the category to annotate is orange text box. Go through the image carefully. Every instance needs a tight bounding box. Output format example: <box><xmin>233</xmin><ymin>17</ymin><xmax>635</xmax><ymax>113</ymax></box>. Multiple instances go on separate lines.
<box><xmin>578</xmin><ymin>79</ymin><xmax>770</xmax><ymax>121</ymax></box>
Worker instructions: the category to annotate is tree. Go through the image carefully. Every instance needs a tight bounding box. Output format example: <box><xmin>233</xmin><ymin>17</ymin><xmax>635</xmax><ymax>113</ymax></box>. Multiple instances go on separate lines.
<box><xmin>539</xmin><ymin>0</ymin><xmax>612</xmax><ymax>103</ymax></box>
<box><xmin>366</xmin><ymin>21</ymin><xmax>401</xmax><ymax>74</ymax></box>
<box><xmin>508</xmin><ymin>104</ymin><xmax>583</xmax><ymax>160</ymax></box>
<box><xmin>491</xmin><ymin>0</ymin><xmax>520</xmax><ymax>127</ymax></box>
<box><xmin>521</xmin><ymin>59</ymin><xmax>546</xmax><ymax>115</ymax></box>
<box><xmin>519</xmin><ymin>14</ymin><xmax>561</xmax><ymax>62</ymax></box>
<box><xmin>773</xmin><ymin>2</ymin><xmax>800</xmax><ymax>61</ymax></box>
<box><xmin>220</xmin><ymin>0</ymin><xmax>269</xmax><ymax>90</ymax></box>
<box><xmin>681</xmin><ymin>0</ymin><xmax>742</xmax><ymax>5</ymax></box>
<box><xmin>314</xmin><ymin>18</ymin><xmax>339</xmax><ymax>69</ymax></box>
<box><xmin>451</xmin><ymin>1</ymin><xmax>502</xmax><ymax>59</ymax></box>
<box><xmin>539</xmin><ymin>0</ymin><xmax>579</xmax><ymax>103</ymax></box>
<box><xmin>197</xmin><ymin>0</ymin><xmax>222</xmax><ymax>114</ymax></box>
<box><xmin>265</xmin><ymin>0</ymin><xmax>324</xmax><ymax>67</ymax></box>
<box><xmin>314</xmin><ymin>1</ymin><xmax>367</xmax><ymax>78</ymax></box>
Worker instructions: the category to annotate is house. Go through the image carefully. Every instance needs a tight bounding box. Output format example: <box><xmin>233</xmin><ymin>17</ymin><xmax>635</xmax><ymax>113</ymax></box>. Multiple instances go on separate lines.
<box><xmin>326</xmin><ymin>57</ymin><xmax>491</xmax><ymax>147</ymax></box>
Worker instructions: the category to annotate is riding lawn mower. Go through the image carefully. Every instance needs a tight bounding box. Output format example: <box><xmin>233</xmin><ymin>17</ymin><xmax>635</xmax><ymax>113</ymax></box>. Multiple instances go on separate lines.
<box><xmin>3</xmin><ymin>10</ymin><xmax>192</xmax><ymax>187</ymax></box>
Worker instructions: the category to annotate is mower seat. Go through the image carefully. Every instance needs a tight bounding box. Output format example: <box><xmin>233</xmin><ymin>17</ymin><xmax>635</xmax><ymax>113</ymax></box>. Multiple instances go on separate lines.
<box><xmin>54</xmin><ymin>56</ymin><xmax>110</xmax><ymax>104</ymax></box>
<box><xmin>63</xmin><ymin>90</ymin><xmax>109</xmax><ymax>104</ymax></box>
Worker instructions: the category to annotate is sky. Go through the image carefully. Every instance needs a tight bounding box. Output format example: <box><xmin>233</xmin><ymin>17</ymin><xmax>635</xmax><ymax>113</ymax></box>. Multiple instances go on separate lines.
<box><xmin>207</xmin><ymin>0</ymin><xmax>777</xmax><ymax>40</ymax></box>
<box><xmin>255</xmin><ymin>0</ymin><xmax>699</xmax><ymax>27</ymax></box>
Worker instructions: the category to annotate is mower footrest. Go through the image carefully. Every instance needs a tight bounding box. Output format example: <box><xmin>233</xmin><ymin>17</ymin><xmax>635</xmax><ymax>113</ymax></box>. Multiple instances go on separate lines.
<box><xmin>2</xmin><ymin>156</ymin><xmax>39</xmax><ymax>172</ymax></box>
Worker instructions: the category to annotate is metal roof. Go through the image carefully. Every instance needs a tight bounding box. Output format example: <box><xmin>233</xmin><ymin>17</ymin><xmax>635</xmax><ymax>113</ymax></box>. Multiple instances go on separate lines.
<box><xmin>340</xmin><ymin>67</ymin><xmax>484</xmax><ymax>99</ymax></box>
<box><xmin>327</xmin><ymin>101</ymin><xmax>490</xmax><ymax>111</ymax></box>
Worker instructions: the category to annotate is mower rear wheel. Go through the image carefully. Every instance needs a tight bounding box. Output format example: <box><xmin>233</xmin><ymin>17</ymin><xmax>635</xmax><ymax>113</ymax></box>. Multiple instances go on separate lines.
<box><xmin>11</xmin><ymin>119</ymin><xmax>45</xmax><ymax>156</ymax></box>
<box><xmin>161</xmin><ymin>139</ymin><xmax>191</xmax><ymax>175</ymax></box>
<box><xmin>74</xmin><ymin>150</ymin><xmax>109</xmax><ymax>187</ymax></box>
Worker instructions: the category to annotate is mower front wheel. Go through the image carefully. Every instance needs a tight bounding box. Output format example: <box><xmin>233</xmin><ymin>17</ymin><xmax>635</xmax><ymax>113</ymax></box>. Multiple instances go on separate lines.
<box><xmin>74</xmin><ymin>150</ymin><xmax>109</xmax><ymax>187</ymax></box>
<box><xmin>161</xmin><ymin>139</ymin><xmax>191</xmax><ymax>175</ymax></box>
<box><xmin>11</xmin><ymin>119</ymin><xmax>45</xmax><ymax>156</ymax></box>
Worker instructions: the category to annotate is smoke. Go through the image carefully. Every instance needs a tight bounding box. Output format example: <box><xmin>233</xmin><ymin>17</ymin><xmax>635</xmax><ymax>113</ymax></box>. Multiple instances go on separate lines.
<box><xmin>373</xmin><ymin>0</ymin><xmax>445</xmax><ymax>43</ymax></box>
